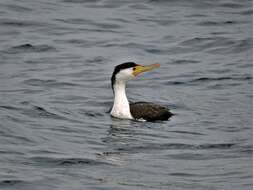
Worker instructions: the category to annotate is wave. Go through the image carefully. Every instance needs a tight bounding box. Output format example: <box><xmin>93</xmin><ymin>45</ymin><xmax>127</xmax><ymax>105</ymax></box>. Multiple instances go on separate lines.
<box><xmin>3</xmin><ymin>43</ymin><xmax>56</xmax><ymax>54</ymax></box>
<box><xmin>30</xmin><ymin>156</ymin><xmax>113</xmax><ymax>166</ymax></box>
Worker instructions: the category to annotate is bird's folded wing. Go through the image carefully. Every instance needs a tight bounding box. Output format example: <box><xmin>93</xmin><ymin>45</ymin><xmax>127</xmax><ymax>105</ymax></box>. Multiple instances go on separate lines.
<box><xmin>130</xmin><ymin>102</ymin><xmax>172</xmax><ymax>121</ymax></box>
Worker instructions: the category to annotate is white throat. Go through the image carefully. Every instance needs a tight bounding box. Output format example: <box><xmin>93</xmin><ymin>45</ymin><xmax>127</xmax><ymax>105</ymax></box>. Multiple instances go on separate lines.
<box><xmin>110</xmin><ymin>81</ymin><xmax>133</xmax><ymax>119</ymax></box>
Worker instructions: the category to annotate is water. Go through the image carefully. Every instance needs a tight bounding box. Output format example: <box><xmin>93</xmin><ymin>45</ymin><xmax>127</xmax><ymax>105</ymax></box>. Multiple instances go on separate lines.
<box><xmin>0</xmin><ymin>0</ymin><xmax>253</xmax><ymax>189</ymax></box>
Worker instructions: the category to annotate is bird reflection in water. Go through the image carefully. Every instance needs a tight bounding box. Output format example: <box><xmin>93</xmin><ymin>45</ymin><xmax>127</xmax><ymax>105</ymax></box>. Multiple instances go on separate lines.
<box><xmin>97</xmin><ymin>118</ymin><xmax>140</xmax><ymax>166</ymax></box>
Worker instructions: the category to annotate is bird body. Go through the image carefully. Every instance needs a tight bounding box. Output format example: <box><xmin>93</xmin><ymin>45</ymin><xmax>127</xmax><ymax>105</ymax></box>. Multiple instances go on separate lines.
<box><xmin>130</xmin><ymin>102</ymin><xmax>172</xmax><ymax>121</ymax></box>
<box><xmin>110</xmin><ymin>62</ymin><xmax>172</xmax><ymax>121</ymax></box>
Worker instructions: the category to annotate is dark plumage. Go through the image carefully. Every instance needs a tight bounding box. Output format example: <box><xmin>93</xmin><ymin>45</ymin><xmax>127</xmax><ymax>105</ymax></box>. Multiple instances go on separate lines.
<box><xmin>130</xmin><ymin>102</ymin><xmax>173</xmax><ymax>121</ymax></box>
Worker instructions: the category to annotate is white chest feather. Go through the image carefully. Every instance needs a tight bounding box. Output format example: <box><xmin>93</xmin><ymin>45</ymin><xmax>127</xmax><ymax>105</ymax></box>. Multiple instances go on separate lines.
<box><xmin>110</xmin><ymin>81</ymin><xmax>133</xmax><ymax>119</ymax></box>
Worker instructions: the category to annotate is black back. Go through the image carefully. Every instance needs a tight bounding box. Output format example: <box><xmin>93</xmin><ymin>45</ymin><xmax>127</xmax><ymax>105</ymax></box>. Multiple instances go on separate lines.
<box><xmin>130</xmin><ymin>102</ymin><xmax>173</xmax><ymax>121</ymax></box>
<box><xmin>111</xmin><ymin>62</ymin><xmax>138</xmax><ymax>89</ymax></box>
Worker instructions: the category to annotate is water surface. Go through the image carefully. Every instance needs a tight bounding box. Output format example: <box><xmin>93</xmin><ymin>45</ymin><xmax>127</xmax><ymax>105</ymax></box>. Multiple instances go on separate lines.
<box><xmin>0</xmin><ymin>0</ymin><xmax>253</xmax><ymax>189</ymax></box>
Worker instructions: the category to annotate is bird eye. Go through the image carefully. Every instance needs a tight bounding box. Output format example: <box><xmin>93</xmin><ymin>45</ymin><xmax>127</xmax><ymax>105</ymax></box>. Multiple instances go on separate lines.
<box><xmin>133</xmin><ymin>67</ymin><xmax>136</xmax><ymax>71</ymax></box>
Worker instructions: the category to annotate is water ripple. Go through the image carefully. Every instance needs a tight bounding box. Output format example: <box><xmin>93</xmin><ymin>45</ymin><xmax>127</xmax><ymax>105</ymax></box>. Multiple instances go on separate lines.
<box><xmin>30</xmin><ymin>156</ymin><xmax>113</xmax><ymax>167</ymax></box>
<box><xmin>0</xmin><ymin>0</ymin><xmax>252</xmax><ymax>189</ymax></box>
<box><xmin>116</xmin><ymin>143</ymin><xmax>235</xmax><ymax>153</ymax></box>
<box><xmin>0</xmin><ymin>179</ymin><xmax>26</xmax><ymax>186</ymax></box>
<box><xmin>3</xmin><ymin>43</ymin><xmax>56</xmax><ymax>54</ymax></box>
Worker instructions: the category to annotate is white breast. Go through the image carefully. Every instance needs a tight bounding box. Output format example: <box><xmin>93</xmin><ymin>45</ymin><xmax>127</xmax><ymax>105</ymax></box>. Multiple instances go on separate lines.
<box><xmin>110</xmin><ymin>70</ymin><xmax>134</xmax><ymax>120</ymax></box>
<box><xmin>110</xmin><ymin>104</ymin><xmax>133</xmax><ymax>119</ymax></box>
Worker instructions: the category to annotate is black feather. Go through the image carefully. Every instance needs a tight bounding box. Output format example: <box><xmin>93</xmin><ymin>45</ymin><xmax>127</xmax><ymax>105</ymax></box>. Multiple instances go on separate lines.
<box><xmin>130</xmin><ymin>102</ymin><xmax>173</xmax><ymax>121</ymax></box>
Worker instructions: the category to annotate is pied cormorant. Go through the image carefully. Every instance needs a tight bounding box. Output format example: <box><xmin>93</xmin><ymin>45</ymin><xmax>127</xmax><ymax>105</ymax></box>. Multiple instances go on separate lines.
<box><xmin>110</xmin><ymin>62</ymin><xmax>173</xmax><ymax>121</ymax></box>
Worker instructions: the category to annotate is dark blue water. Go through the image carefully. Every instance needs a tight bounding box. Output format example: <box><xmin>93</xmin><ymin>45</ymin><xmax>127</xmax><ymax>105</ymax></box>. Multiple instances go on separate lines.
<box><xmin>0</xmin><ymin>0</ymin><xmax>253</xmax><ymax>189</ymax></box>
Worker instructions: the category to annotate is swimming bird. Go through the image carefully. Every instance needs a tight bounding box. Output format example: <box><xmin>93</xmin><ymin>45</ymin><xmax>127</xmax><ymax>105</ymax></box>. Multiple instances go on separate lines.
<box><xmin>110</xmin><ymin>62</ymin><xmax>173</xmax><ymax>121</ymax></box>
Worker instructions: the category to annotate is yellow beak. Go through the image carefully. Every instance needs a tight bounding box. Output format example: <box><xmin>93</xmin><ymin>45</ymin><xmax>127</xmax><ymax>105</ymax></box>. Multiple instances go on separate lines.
<box><xmin>133</xmin><ymin>63</ymin><xmax>160</xmax><ymax>77</ymax></box>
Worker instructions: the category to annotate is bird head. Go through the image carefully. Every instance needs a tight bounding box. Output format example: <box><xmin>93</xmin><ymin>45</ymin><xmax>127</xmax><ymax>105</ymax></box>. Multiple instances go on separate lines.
<box><xmin>111</xmin><ymin>62</ymin><xmax>160</xmax><ymax>89</ymax></box>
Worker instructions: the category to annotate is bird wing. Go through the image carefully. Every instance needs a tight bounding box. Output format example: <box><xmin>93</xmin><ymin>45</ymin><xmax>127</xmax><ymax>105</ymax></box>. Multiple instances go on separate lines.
<box><xmin>129</xmin><ymin>102</ymin><xmax>172</xmax><ymax>121</ymax></box>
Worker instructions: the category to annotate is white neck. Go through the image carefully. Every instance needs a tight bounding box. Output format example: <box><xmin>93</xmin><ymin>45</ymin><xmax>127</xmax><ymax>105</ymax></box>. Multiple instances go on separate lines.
<box><xmin>110</xmin><ymin>81</ymin><xmax>133</xmax><ymax>119</ymax></box>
